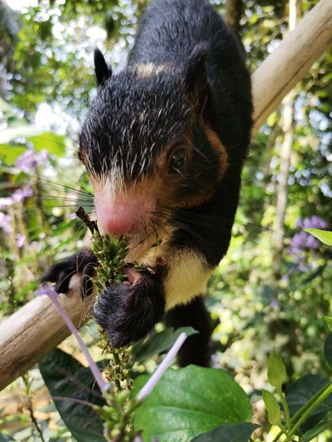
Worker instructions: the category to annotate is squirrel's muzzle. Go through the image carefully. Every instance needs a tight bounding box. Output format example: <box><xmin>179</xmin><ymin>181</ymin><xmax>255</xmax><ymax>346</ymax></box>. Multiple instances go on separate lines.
<box><xmin>94</xmin><ymin>192</ymin><xmax>156</xmax><ymax>236</ymax></box>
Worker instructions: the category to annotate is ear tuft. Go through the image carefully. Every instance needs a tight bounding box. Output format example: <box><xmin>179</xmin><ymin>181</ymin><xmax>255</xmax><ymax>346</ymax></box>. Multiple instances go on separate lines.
<box><xmin>94</xmin><ymin>48</ymin><xmax>112</xmax><ymax>87</ymax></box>
<box><xmin>184</xmin><ymin>43</ymin><xmax>209</xmax><ymax>113</ymax></box>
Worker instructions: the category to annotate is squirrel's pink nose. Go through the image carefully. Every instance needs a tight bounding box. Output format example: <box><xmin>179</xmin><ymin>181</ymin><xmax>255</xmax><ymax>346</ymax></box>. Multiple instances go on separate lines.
<box><xmin>94</xmin><ymin>197</ymin><xmax>155</xmax><ymax>236</ymax></box>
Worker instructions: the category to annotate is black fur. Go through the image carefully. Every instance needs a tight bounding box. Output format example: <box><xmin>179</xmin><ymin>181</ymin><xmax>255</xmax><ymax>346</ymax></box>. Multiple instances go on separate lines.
<box><xmin>41</xmin><ymin>249</ymin><xmax>97</xmax><ymax>297</ymax></box>
<box><xmin>94</xmin><ymin>267</ymin><xmax>166</xmax><ymax>347</ymax></box>
<box><xmin>44</xmin><ymin>0</ymin><xmax>253</xmax><ymax>362</ymax></box>
<box><xmin>165</xmin><ymin>296</ymin><xmax>211</xmax><ymax>367</ymax></box>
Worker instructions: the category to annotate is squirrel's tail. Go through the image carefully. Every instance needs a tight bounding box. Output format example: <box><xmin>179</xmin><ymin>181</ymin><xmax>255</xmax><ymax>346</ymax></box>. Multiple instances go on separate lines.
<box><xmin>165</xmin><ymin>296</ymin><xmax>211</xmax><ymax>367</ymax></box>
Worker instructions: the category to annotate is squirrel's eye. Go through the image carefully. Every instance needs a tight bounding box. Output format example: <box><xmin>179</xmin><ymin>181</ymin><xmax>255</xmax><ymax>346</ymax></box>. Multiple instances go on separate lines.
<box><xmin>168</xmin><ymin>146</ymin><xmax>189</xmax><ymax>174</ymax></box>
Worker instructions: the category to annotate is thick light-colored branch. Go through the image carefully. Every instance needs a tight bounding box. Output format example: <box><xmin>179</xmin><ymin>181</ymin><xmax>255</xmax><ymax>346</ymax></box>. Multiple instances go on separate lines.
<box><xmin>0</xmin><ymin>0</ymin><xmax>332</xmax><ymax>392</ymax></box>
<box><xmin>0</xmin><ymin>277</ymin><xmax>95</xmax><ymax>391</ymax></box>
<box><xmin>252</xmin><ymin>0</ymin><xmax>332</xmax><ymax>134</ymax></box>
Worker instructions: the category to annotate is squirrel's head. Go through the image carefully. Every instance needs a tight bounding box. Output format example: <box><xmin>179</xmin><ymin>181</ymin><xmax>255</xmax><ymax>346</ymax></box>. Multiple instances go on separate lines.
<box><xmin>79</xmin><ymin>47</ymin><xmax>228</xmax><ymax>237</ymax></box>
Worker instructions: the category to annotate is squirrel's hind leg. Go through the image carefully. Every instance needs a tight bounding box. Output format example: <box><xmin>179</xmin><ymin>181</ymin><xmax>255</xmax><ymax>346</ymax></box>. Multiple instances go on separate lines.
<box><xmin>165</xmin><ymin>296</ymin><xmax>212</xmax><ymax>367</ymax></box>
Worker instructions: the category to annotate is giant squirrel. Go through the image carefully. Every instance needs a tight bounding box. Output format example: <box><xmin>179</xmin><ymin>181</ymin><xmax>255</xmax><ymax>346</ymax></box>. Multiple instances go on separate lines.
<box><xmin>43</xmin><ymin>0</ymin><xmax>253</xmax><ymax>366</ymax></box>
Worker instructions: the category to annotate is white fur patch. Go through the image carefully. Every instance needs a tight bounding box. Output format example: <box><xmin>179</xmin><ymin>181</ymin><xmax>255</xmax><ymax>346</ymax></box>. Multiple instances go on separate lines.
<box><xmin>129</xmin><ymin>231</ymin><xmax>212</xmax><ymax>310</ymax></box>
<box><xmin>164</xmin><ymin>251</ymin><xmax>212</xmax><ymax>309</ymax></box>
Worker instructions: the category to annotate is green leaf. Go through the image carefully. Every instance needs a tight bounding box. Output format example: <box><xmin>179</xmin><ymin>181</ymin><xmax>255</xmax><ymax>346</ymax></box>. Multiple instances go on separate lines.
<box><xmin>27</xmin><ymin>132</ymin><xmax>66</xmax><ymax>156</ymax></box>
<box><xmin>0</xmin><ymin>127</ymin><xmax>66</xmax><ymax>157</ymax></box>
<box><xmin>301</xmin><ymin>419</ymin><xmax>332</xmax><ymax>442</ymax></box>
<box><xmin>286</xmin><ymin>375</ymin><xmax>332</xmax><ymax>432</ymax></box>
<box><xmin>323</xmin><ymin>334</ymin><xmax>332</xmax><ymax>369</ymax></box>
<box><xmin>323</xmin><ymin>316</ymin><xmax>332</xmax><ymax>332</ymax></box>
<box><xmin>132</xmin><ymin>327</ymin><xmax>198</xmax><ymax>363</ymax></box>
<box><xmin>0</xmin><ymin>144</ymin><xmax>26</xmax><ymax>164</ymax></box>
<box><xmin>191</xmin><ymin>423</ymin><xmax>260</xmax><ymax>442</ymax></box>
<box><xmin>262</xmin><ymin>390</ymin><xmax>281</xmax><ymax>425</ymax></box>
<box><xmin>134</xmin><ymin>366</ymin><xmax>252</xmax><ymax>442</ymax></box>
<box><xmin>304</xmin><ymin>228</ymin><xmax>332</xmax><ymax>246</ymax></box>
<box><xmin>39</xmin><ymin>349</ymin><xmax>106</xmax><ymax>442</ymax></box>
<box><xmin>267</xmin><ymin>351</ymin><xmax>287</xmax><ymax>388</ymax></box>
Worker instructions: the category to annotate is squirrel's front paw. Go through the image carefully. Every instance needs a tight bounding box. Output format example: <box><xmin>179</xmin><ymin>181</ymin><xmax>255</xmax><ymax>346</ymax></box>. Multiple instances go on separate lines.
<box><xmin>41</xmin><ymin>249</ymin><xmax>97</xmax><ymax>297</ymax></box>
<box><xmin>94</xmin><ymin>270</ymin><xmax>166</xmax><ymax>347</ymax></box>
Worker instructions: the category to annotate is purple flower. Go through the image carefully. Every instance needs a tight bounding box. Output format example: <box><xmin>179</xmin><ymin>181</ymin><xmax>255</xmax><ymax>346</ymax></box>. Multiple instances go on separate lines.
<box><xmin>296</xmin><ymin>217</ymin><xmax>304</xmax><ymax>228</ymax></box>
<box><xmin>12</xmin><ymin>187</ymin><xmax>33</xmax><ymax>203</ymax></box>
<box><xmin>0</xmin><ymin>212</ymin><xmax>12</xmax><ymax>233</ymax></box>
<box><xmin>270</xmin><ymin>298</ymin><xmax>278</xmax><ymax>309</ymax></box>
<box><xmin>305</xmin><ymin>234</ymin><xmax>319</xmax><ymax>249</ymax></box>
<box><xmin>310</xmin><ymin>216</ymin><xmax>328</xmax><ymax>230</ymax></box>
<box><xmin>297</xmin><ymin>216</ymin><xmax>328</xmax><ymax>231</ymax></box>
<box><xmin>15</xmin><ymin>149</ymin><xmax>49</xmax><ymax>173</ymax></box>
<box><xmin>15</xmin><ymin>149</ymin><xmax>38</xmax><ymax>173</ymax></box>
<box><xmin>39</xmin><ymin>149</ymin><xmax>49</xmax><ymax>162</ymax></box>
<box><xmin>16</xmin><ymin>234</ymin><xmax>26</xmax><ymax>248</ymax></box>
<box><xmin>291</xmin><ymin>232</ymin><xmax>308</xmax><ymax>251</ymax></box>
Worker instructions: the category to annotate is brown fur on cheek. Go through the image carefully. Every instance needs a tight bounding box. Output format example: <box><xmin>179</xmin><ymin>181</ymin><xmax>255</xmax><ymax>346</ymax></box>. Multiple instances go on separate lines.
<box><xmin>202</xmin><ymin>122</ymin><xmax>228</xmax><ymax>180</ymax></box>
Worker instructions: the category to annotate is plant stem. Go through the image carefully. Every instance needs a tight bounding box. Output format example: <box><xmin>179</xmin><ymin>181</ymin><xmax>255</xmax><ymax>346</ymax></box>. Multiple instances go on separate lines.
<box><xmin>22</xmin><ymin>374</ymin><xmax>46</xmax><ymax>442</ymax></box>
<box><xmin>113</xmin><ymin>351</ymin><xmax>122</xmax><ymax>392</ymax></box>
<box><xmin>278</xmin><ymin>422</ymin><xmax>291</xmax><ymax>442</ymax></box>
<box><xmin>278</xmin><ymin>388</ymin><xmax>292</xmax><ymax>432</ymax></box>
<box><xmin>271</xmin><ymin>381</ymin><xmax>332</xmax><ymax>442</ymax></box>
<box><xmin>288</xmin><ymin>383</ymin><xmax>332</xmax><ymax>439</ymax></box>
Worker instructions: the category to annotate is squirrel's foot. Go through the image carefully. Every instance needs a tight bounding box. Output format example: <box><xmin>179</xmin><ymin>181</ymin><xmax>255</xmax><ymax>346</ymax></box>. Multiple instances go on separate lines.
<box><xmin>94</xmin><ymin>268</ymin><xmax>166</xmax><ymax>347</ymax></box>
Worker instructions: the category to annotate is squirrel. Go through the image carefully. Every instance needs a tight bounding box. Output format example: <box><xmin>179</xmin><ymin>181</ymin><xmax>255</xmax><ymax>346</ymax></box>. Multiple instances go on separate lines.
<box><xmin>42</xmin><ymin>0</ymin><xmax>253</xmax><ymax>367</ymax></box>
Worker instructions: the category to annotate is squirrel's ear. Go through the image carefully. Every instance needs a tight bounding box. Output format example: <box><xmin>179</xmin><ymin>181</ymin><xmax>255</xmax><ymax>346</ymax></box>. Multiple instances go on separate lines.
<box><xmin>94</xmin><ymin>48</ymin><xmax>112</xmax><ymax>87</ymax></box>
<box><xmin>184</xmin><ymin>43</ymin><xmax>209</xmax><ymax>114</ymax></box>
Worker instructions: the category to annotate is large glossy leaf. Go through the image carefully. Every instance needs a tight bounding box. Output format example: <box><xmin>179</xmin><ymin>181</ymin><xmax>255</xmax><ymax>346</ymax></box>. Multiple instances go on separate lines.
<box><xmin>134</xmin><ymin>366</ymin><xmax>252</xmax><ymax>442</ymax></box>
<box><xmin>39</xmin><ymin>349</ymin><xmax>106</xmax><ymax>442</ymax></box>
<box><xmin>132</xmin><ymin>327</ymin><xmax>198</xmax><ymax>363</ymax></box>
<box><xmin>191</xmin><ymin>423</ymin><xmax>260</xmax><ymax>442</ymax></box>
<box><xmin>286</xmin><ymin>375</ymin><xmax>332</xmax><ymax>432</ymax></box>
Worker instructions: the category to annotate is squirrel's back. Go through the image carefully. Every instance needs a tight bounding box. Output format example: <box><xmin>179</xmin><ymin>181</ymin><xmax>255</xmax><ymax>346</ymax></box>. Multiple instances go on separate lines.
<box><xmin>129</xmin><ymin>0</ymin><xmax>243</xmax><ymax>66</ymax></box>
<box><xmin>128</xmin><ymin>0</ymin><xmax>252</xmax><ymax>163</ymax></box>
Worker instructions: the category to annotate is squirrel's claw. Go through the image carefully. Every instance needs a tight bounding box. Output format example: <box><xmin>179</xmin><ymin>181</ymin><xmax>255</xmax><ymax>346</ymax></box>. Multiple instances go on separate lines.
<box><xmin>41</xmin><ymin>249</ymin><xmax>98</xmax><ymax>297</ymax></box>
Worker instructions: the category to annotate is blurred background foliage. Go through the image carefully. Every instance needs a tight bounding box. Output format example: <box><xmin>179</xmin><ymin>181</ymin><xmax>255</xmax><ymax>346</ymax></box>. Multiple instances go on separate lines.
<box><xmin>0</xmin><ymin>0</ymin><xmax>331</xmax><ymax>440</ymax></box>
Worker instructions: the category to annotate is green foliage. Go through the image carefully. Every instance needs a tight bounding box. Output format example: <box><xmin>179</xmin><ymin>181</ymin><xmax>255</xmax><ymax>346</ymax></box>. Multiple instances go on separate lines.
<box><xmin>305</xmin><ymin>228</ymin><xmax>332</xmax><ymax>246</ymax></box>
<box><xmin>191</xmin><ymin>423</ymin><xmax>260</xmax><ymax>442</ymax></box>
<box><xmin>134</xmin><ymin>366</ymin><xmax>252</xmax><ymax>442</ymax></box>
<box><xmin>323</xmin><ymin>316</ymin><xmax>332</xmax><ymax>332</ymax></box>
<box><xmin>268</xmin><ymin>350</ymin><xmax>287</xmax><ymax>388</ymax></box>
<box><xmin>39</xmin><ymin>349</ymin><xmax>107</xmax><ymax>442</ymax></box>
<box><xmin>286</xmin><ymin>375</ymin><xmax>332</xmax><ymax>421</ymax></box>
<box><xmin>262</xmin><ymin>389</ymin><xmax>282</xmax><ymax>426</ymax></box>
<box><xmin>132</xmin><ymin>326</ymin><xmax>198</xmax><ymax>363</ymax></box>
<box><xmin>324</xmin><ymin>335</ymin><xmax>332</xmax><ymax>369</ymax></box>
